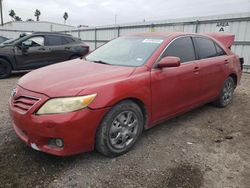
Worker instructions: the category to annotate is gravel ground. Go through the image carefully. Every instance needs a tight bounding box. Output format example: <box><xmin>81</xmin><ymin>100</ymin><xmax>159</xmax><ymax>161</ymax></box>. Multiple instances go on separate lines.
<box><xmin>0</xmin><ymin>72</ymin><xmax>250</xmax><ymax>188</ymax></box>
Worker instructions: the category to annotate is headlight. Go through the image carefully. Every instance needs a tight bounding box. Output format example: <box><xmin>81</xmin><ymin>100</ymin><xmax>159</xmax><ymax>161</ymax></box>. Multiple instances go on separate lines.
<box><xmin>36</xmin><ymin>94</ymin><xmax>96</xmax><ymax>115</ymax></box>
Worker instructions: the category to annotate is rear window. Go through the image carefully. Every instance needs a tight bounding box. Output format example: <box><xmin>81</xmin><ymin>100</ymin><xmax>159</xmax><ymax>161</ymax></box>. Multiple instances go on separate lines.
<box><xmin>214</xmin><ymin>43</ymin><xmax>226</xmax><ymax>56</ymax></box>
<box><xmin>46</xmin><ymin>35</ymin><xmax>62</xmax><ymax>46</ymax></box>
<box><xmin>65</xmin><ymin>37</ymin><xmax>74</xmax><ymax>43</ymax></box>
<box><xmin>194</xmin><ymin>37</ymin><xmax>217</xmax><ymax>59</ymax></box>
<box><xmin>46</xmin><ymin>35</ymin><xmax>73</xmax><ymax>46</ymax></box>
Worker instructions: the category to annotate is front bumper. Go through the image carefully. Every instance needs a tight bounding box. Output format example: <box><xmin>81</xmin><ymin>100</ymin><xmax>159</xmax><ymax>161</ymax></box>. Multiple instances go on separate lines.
<box><xmin>9</xmin><ymin>86</ymin><xmax>109</xmax><ymax>156</ymax></box>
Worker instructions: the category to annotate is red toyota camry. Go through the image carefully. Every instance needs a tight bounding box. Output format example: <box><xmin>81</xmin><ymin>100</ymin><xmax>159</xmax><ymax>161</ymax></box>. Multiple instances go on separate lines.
<box><xmin>9</xmin><ymin>32</ymin><xmax>242</xmax><ymax>157</ymax></box>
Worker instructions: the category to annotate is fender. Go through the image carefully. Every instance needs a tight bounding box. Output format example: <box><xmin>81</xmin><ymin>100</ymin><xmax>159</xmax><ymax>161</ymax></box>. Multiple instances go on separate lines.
<box><xmin>78</xmin><ymin>67</ymin><xmax>152</xmax><ymax>126</ymax></box>
<box><xmin>0</xmin><ymin>55</ymin><xmax>17</xmax><ymax>69</ymax></box>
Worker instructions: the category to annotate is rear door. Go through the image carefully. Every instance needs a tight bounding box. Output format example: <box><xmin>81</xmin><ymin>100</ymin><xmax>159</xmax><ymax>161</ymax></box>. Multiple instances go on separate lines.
<box><xmin>193</xmin><ymin>36</ymin><xmax>228</xmax><ymax>100</ymax></box>
<box><xmin>151</xmin><ymin>36</ymin><xmax>201</xmax><ymax>122</ymax></box>
<box><xmin>45</xmin><ymin>35</ymin><xmax>73</xmax><ymax>63</ymax></box>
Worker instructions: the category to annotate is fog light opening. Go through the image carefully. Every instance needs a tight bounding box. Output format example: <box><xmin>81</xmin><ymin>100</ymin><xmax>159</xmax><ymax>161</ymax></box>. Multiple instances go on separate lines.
<box><xmin>48</xmin><ymin>138</ymin><xmax>64</xmax><ymax>148</ymax></box>
<box><xmin>55</xmin><ymin>138</ymin><xmax>64</xmax><ymax>147</ymax></box>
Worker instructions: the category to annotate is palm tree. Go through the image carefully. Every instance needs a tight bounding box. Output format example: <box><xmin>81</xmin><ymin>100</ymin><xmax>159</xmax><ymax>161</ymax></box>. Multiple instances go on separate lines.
<box><xmin>14</xmin><ymin>16</ymin><xmax>22</xmax><ymax>21</ymax></box>
<box><xmin>9</xmin><ymin>9</ymin><xmax>16</xmax><ymax>21</ymax></box>
<box><xmin>63</xmin><ymin>12</ymin><xmax>68</xmax><ymax>24</ymax></box>
<box><xmin>34</xmin><ymin>9</ymin><xmax>41</xmax><ymax>21</ymax></box>
<box><xmin>26</xmin><ymin>18</ymin><xmax>34</xmax><ymax>21</ymax></box>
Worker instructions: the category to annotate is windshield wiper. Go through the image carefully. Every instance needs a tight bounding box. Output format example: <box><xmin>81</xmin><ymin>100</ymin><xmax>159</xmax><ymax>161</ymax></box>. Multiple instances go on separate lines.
<box><xmin>92</xmin><ymin>60</ymin><xmax>110</xmax><ymax>65</ymax></box>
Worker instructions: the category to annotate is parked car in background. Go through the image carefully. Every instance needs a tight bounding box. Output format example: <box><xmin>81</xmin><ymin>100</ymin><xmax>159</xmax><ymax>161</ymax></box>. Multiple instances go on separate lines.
<box><xmin>0</xmin><ymin>32</ymin><xmax>89</xmax><ymax>78</ymax></box>
<box><xmin>9</xmin><ymin>32</ymin><xmax>242</xmax><ymax>157</ymax></box>
<box><xmin>0</xmin><ymin>36</ymin><xmax>9</xmax><ymax>44</ymax></box>
<box><xmin>1</xmin><ymin>32</ymin><xmax>32</xmax><ymax>46</ymax></box>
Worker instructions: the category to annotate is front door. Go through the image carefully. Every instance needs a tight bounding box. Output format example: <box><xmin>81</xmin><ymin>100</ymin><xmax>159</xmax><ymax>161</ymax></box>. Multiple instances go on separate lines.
<box><xmin>15</xmin><ymin>36</ymin><xmax>52</xmax><ymax>69</ymax></box>
<box><xmin>150</xmin><ymin>36</ymin><xmax>201</xmax><ymax>124</ymax></box>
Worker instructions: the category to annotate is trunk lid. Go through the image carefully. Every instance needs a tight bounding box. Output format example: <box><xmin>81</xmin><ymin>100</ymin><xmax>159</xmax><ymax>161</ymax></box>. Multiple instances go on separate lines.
<box><xmin>206</xmin><ymin>33</ymin><xmax>235</xmax><ymax>48</ymax></box>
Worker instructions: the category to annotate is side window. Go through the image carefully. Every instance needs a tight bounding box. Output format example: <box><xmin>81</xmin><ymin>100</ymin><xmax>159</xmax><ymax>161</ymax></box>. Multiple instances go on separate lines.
<box><xmin>162</xmin><ymin>37</ymin><xmax>196</xmax><ymax>63</ymax></box>
<box><xmin>65</xmin><ymin>37</ymin><xmax>74</xmax><ymax>44</ymax></box>
<box><xmin>61</xmin><ymin>37</ymin><xmax>69</xmax><ymax>45</ymax></box>
<box><xmin>46</xmin><ymin>35</ymin><xmax>63</xmax><ymax>46</ymax></box>
<box><xmin>214</xmin><ymin>43</ymin><xmax>226</xmax><ymax>56</ymax></box>
<box><xmin>194</xmin><ymin>37</ymin><xmax>217</xmax><ymax>59</ymax></box>
<box><xmin>22</xmin><ymin>36</ymin><xmax>44</xmax><ymax>47</ymax></box>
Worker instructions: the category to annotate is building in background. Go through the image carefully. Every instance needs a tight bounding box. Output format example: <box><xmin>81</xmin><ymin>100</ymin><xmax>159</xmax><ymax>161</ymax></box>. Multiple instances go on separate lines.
<box><xmin>65</xmin><ymin>12</ymin><xmax>250</xmax><ymax>71</ymax></box>
<box><xmin>0</xmin><ymin>13</ymin><xmax>249</xmax><ymax>71</ymax></box>
<box><xmin>0</xmin><ymin>21</ymin><xmax>76</xmax><ymax>38</ymax></box>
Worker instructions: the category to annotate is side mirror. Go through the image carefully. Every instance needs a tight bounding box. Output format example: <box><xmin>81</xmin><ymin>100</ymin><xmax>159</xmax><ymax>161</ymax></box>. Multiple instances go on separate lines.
<box><xmin>158</xmin><ymin>56</ymin><xmax>181</xmax><ymax>68</ymax></box>
<box><xmin>22</xmin><ymin>40</ymin><xmax>32</xmax><ymax>48</ymax></box>
<box><xmin>17</xmin><ymin>42</ymin><xmax>30</xmax><ymax>55</ymax></box>
<box><xmin>18</xmin><ymin>41</ymin><xmax>30</xmax><ymax>52</ymax></box>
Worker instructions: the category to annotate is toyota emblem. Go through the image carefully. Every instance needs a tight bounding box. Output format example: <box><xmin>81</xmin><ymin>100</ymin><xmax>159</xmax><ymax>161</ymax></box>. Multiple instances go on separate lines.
<box><xmin>11</xmin><ymin>88</ymin><xmax>17</xmax><ymax>98</ymax></box>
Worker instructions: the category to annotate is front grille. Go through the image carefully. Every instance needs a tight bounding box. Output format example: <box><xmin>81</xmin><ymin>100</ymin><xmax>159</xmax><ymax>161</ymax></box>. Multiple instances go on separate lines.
<box><xmin>13</xmin><ymin>96</ymin><xmax>40</xmax><ymax>113</ymax></box>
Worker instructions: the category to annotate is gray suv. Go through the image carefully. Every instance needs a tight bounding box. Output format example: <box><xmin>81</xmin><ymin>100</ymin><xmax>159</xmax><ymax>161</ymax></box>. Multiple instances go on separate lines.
<box><xmin>0</xmin><ymin>32</ymin><xmax>89</xmax><ymax>78</ymax></box>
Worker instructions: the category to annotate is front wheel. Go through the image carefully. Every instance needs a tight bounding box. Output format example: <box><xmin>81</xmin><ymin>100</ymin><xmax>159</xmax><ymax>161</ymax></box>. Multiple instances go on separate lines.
<box><xmin>0</xmin><ymin>59</ymin><xmax>12</xmax><ymax>79</ymax></box>
<box><xmin>213</xmin><ymin>77</ymin><xmax>235</xmax><ymax>107</ymax></box>
<box><xmin>96</xmin><ymin>100</ymin><xmax>144</xmax><ymax>157</ymax></box>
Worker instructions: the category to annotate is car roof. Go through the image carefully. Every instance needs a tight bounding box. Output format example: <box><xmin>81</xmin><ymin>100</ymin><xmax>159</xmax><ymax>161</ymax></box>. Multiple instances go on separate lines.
<box><xmin>128</xmin><ymin>32</ymin><xmax>213</xmax><ymax>39</ymax></box>
<box><xmin>32</xmin><ymin>32</ymin><xmax>73</xmax><ymax>37</ymax></box>
<box><xmin>128</xmin><ymin>32</ymin><xmax>234</xmax><ymax>51</ymax></box>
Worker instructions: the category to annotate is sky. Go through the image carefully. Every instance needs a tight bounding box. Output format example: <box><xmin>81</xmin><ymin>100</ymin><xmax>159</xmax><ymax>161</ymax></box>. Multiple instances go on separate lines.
<box><xmin>2</xmin><ymin>0</ymin><xmax>250</xmax><ymax>27</ymax></box>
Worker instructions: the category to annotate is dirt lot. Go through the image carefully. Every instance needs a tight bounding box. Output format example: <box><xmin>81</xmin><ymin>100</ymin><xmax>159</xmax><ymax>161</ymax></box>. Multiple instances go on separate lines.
<box><xmin>0</xmin><ymin>72</ymin><xmax>250</xmax><ymax>188</ymax></box>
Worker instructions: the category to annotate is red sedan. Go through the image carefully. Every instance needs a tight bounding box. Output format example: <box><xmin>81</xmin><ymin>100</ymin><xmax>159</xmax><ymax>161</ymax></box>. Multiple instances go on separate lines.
<box><xmin>9</xmin><ymin>32</ymin><xmax>242</xmax><ymax>157</ymax></box>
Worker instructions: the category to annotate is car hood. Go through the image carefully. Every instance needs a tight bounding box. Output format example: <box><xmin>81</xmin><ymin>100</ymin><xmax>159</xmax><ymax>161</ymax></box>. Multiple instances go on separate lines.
<box><xmin>0</xmin><ymin>45</ymin><xmax>13</xmax><ymax>54</ymax></box>
<box><xmin>18</xmin><ymin>60</ymin><xmax>136</xmax><ymax>97</ymax></box>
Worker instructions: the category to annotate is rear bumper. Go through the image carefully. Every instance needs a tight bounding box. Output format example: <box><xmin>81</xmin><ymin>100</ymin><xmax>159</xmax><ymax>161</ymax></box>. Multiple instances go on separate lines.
<box><xmin>9</xmin><ymin>86</ymin><xmax>109</xmax><ymax>156</ymax></box>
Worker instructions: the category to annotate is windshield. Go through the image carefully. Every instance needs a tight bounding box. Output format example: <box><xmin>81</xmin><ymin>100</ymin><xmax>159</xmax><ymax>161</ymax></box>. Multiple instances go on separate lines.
<box><xmin>86</xmin><ymin>36</ymin><xmax>164</xmax><ymax>67</ymax></box>
<box><xmin>2</xmin><ymin>38</ymin><xmax>19</xmax><ymax>45</ymax></box>
<box><xmin>1</xmin><ymin>33</ymin><xmax>31</xmax><ymax>45</ymax></box>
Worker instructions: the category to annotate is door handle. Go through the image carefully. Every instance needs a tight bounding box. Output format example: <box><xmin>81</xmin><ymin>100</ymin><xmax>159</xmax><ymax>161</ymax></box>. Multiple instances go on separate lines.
<box><xmin>193</xmin><ymin>66</ymin><xmax>200</xmax><ymax>74</ymax></box>
<box><xmin>38</xmin><ymin>47</ymin><xmax>46</xmax><ymax>51</ymax></box>
<box><xmin>224</xmin><ymin>59</ymin><xmax>229</xmax><ymax>65</ymax></box>
<box><xmin>65</xmin><ymin>47</ymin><xmax>70</xmax><ymax>50</ymax></box>
<box><xmin>194</xmin><ymin>66</ymin><xmax>200</xmax><ymax>71</ymax></box>
<box><xmin>23</xmin><ymin>51</ymin><xmax>28</xmax><ymax>55</ymax></box>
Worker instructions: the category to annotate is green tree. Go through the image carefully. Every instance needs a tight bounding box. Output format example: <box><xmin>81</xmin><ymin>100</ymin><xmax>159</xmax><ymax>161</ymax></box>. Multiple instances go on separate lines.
<box><xmin>63</xmin><ymin>12</ymin><xmax>68</xmax><ymax>24</ymax></box>
<box><xmin>14</xmin><ymin>16</ymin><xmax>22</xmax><ymax>21</ymax></box>
<box><xmin>34</xmin><ymin>9</ymin><xmax>41</xmax><ymax>21</ymax></box>
<box><xmin>9</xmin><ymin>9</ymin><xmax>16</xmax><ymax>21</ymax></box>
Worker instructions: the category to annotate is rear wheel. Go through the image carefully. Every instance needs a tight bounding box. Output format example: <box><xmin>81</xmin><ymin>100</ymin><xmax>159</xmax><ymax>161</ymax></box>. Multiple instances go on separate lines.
<box><xmin>0</xmin><ymin>59</ymin><xmax>12</xmax><ymax>79</ymax></box>
<box><xmin>96</xmin><ymin>100</ymin><xmax>144</xmax><ymax>157</ymax></box>
<box><xmin>213</xmin><ymin>77</ymin><xmax>235</xmax><ymax>107</ymax></box>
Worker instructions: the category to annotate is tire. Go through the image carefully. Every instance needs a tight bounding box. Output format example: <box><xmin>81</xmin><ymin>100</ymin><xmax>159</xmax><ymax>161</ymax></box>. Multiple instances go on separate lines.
<box><xmin>96</xmin><ymin>100</ymin><xmax>144</xmax><ymax>157</ymax></box>
<box><xmin>0</xmin><ymin>59</ymin><xmax>12</xmax><ymax>79</ymax></box>
<box><xmin>213</xmin><ymin>77</ymin><xmax>235</xmax><ymax>107</ymax></box>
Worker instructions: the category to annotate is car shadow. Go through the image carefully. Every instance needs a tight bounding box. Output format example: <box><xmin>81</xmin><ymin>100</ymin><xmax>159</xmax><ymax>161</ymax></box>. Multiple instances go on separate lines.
<box><xmin>0</xmin><ymin>136</ymin><xmax>99</xmax><ymax>187</ymax></box>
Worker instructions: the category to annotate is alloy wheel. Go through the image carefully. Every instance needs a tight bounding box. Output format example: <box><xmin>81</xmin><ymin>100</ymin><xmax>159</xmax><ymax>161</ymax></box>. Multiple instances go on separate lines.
<box><xmin>222</xmin><ymin>78</ymin><xmax>234</xmax><ymax>105</ymax></box>
<box><xmin>109</xmin><ymin>111</ymin><xmax>139</xmax><ymax>150</ymax></box>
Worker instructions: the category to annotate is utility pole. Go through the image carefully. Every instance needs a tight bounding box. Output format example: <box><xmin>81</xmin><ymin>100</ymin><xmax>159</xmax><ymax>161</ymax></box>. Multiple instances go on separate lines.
<box><xmin>0</xmin><ymin>0</ymin><xmax>3</xmax><ymax>26</ymax></box>
<box><xmin>115</xmin><ymin>14</ymin><xmax>117</xmax><ymax>26</ymax></box>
